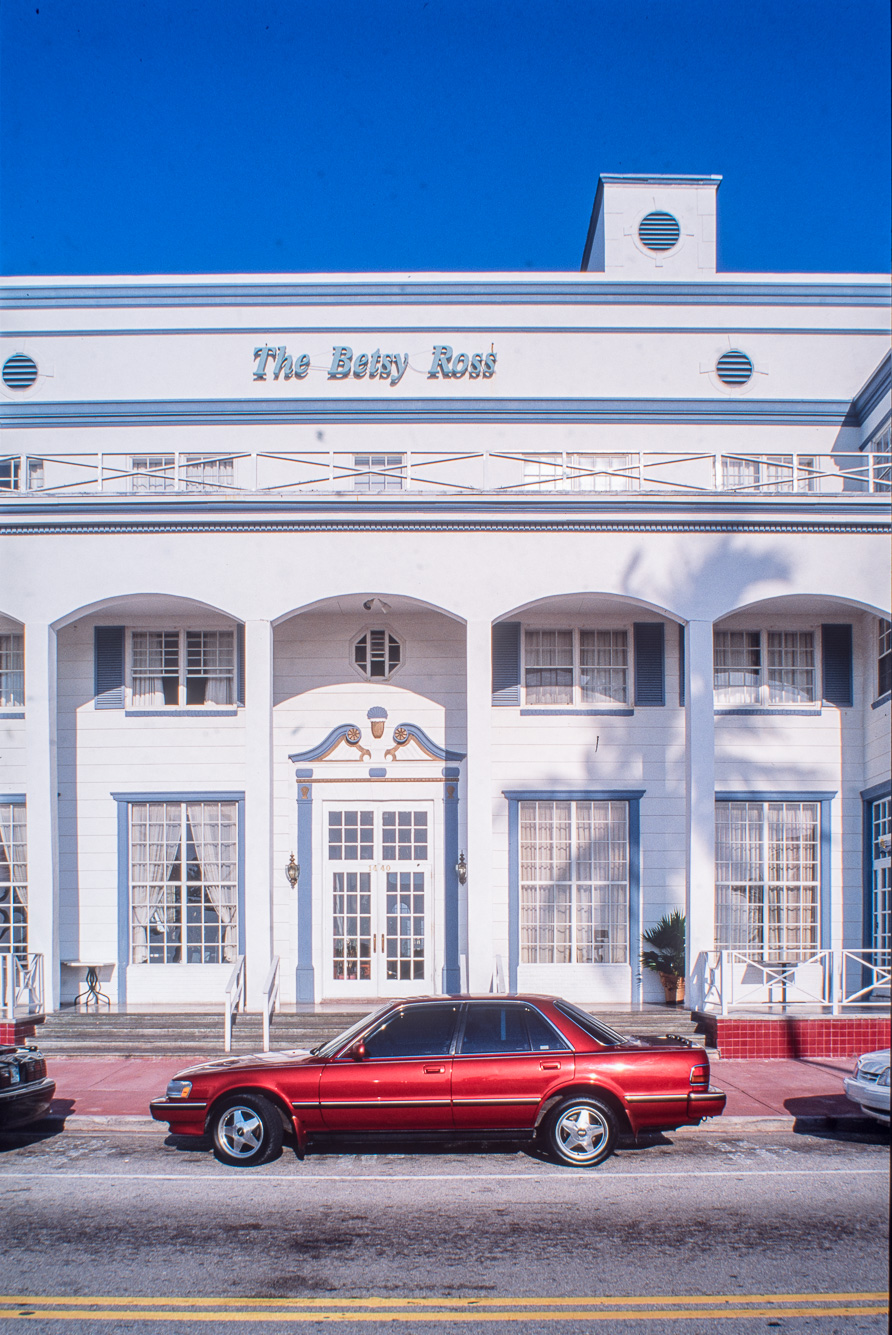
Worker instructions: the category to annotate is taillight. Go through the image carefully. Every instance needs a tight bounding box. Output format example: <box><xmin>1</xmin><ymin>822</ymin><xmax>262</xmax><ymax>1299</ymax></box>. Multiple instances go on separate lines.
<box><xmin>690</xmin><ymin>1064</ymin><xmax>709</xmax><ymax>1088</ymax></box>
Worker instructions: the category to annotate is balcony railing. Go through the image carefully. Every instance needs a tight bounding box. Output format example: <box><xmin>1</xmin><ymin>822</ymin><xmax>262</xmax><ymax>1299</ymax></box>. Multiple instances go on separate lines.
<box><xmin>2</xmin><ymin>451</ymin><xmax>890</xmax><ymax>498</ymax></box>
<box><xmin>695</xmin><ymin>949</ymin><xmax>891</xmax><ymax>1014</ymax></box>
<box><xmin>0</xmin><ymin>952</ymin><xmax>45</xmax><ymax>1019</ymax></box>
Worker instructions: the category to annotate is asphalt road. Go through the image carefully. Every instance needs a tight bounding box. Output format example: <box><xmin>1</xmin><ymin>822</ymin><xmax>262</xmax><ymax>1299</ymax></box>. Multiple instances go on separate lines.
<box><xmin>0</xmin><ymin>1123</ymin><xmax>888</xmax><ymax>1334</ymax></box>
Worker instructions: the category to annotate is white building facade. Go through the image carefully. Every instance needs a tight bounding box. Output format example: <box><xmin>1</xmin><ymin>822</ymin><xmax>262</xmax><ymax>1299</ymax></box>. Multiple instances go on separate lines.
<box><xmin>1</xmin><ymin>174</ymin><xmax>890</xmax><ymax>1015</ymax></box>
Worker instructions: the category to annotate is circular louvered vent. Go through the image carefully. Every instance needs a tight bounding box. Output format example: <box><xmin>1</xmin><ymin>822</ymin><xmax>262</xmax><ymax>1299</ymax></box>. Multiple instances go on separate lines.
<box><xmin>638</xmin><ymin>211</ymin><xmax>680</xmax><ymax>251</ymax></box>
<box><xmin>2</xmin><ymin>354</ymin><xmax>38</xmax><ymax>390</ymax></box>
<box><xmin>716</xmin><ymin>350</ymin><xmax>754</xmax><ymax>385</ymax></box>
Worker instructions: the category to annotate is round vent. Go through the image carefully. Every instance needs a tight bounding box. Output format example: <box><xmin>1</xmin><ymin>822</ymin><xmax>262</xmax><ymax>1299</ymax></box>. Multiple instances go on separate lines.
<box><xmin>2</xmin><ymin>354</ymin><xmax>38</xmax><ymax>390</ymax></box>
<box><xmin>716</xmin><ymin>350</ymin><xmax>754</xmax><ymax>385</ymax></box>
<box><xmin>638</xmin><ymin>211</ymin><xmax>680</xmax><ymax>251</ymax></box>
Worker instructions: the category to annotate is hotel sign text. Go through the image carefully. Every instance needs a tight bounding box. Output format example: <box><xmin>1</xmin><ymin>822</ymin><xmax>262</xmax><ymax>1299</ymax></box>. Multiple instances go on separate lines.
<box><xmin>253</xmin><ymin>344</ymin><xmax>497</xmax><ymax>385</ymax></box>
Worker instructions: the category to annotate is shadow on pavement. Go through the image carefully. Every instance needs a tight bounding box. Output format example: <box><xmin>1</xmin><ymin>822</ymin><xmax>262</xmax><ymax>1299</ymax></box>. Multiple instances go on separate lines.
<box><xmin>0</xmin><ymin>1102</ymin><xmax>75</xmax><ymax>1152</ymax></box>
<box><xmin>784</xmin><ymin>1095</ymin><xmax>890</xmax><ymax>1142</ymax></box>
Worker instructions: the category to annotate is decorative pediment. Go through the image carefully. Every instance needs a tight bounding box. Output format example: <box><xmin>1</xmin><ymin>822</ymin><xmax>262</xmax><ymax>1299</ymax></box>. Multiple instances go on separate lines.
<box><xmin>385</xmin><ymin>722</ymin><xmax>465</xmax><ymax>763</ymax></box>
<box><xmin>289</xmin><ymin>715</ymin><xmax>465</xmax><ymax>769</ymax></box>
<box><xmin>288</xmin><ymin>724</ymin><xmax>370</xmax><ymax>764</ymax></box>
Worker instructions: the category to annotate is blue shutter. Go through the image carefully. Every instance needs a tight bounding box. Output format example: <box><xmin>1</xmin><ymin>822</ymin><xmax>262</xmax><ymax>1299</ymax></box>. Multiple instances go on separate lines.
<box><xmin>678</xmin><ymin>623</ymin><xmax>685</xmax><ymax>707</ymax></box>
<box><xmin>634</xmin><ymin>622</ymin><xmax>665</xmax><ymax>707</ymax></box>
<box><xmin>94</xmin><ymin>626</ymin><xmax>125</xmax><ymax>709</ymax></box>
<box><xmin>492</xmin><ymin>621</ymin><xmax>521</xmax><ymax>706</ymax></box>
<box><xmin>822</xmin><ymin>624</ymin><xmax>853</xmax><ymax>707</ymax></box>
<box><xmin>236</xmin><ymin>624</ymin><xmax>245</xmax><ymax>706</ymax></box>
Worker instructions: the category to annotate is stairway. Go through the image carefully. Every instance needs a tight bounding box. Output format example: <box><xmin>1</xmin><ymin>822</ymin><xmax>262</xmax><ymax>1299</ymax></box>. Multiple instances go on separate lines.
<box><xmin>34</xmin><ymin>1005</ymin><xmax>712</xmax><ymax>1057</ymax></box>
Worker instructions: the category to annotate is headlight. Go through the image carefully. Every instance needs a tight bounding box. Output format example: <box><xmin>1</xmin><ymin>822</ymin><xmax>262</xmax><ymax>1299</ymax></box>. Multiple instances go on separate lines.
<box><xmin>877</xmin><ymin>1068</ymin><xmax>890</xmax><ymax>1088</ymax></box>
<box><xmin>165</xmin><ymin>1080</ymin><xmax>193</xmax><ymax>1099</ymax></box>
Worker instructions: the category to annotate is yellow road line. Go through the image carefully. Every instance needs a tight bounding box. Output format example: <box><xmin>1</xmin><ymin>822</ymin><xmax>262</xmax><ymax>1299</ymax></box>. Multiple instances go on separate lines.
<box><xmin>0</xmin><ymin>1292</ymin><xmax>886</xmax><ymax>1309</ymax></box>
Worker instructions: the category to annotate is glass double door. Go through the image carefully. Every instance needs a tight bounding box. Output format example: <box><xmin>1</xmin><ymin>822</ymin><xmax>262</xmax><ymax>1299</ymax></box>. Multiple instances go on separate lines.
<box><xmin>324</xmin><ymin>804</ymin><xmax>433</xmax><ymax>997</ymax></box>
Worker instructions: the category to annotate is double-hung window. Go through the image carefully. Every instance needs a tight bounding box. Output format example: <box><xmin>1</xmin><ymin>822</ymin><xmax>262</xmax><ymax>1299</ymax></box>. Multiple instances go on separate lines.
<box><xmin>714</xmin><ymin>630</ymin><xmax>816</xmax><ymax>706</ymax></box>
<box><xmin>352</xmin><ymin>454</ymin><xmax>404</xmax><ymax>493</ymax></box>
<box><xmin>130</xmin><ymin>456</ymin><xmax>175</xmax><ymax>492</ymax></box>
<box><xmin>183</xmin><ymin>455</ymin><xmax>235</xmax><ymax>491</ymax></box>
<box><xmin>0</xmin><ymin>803</ymin><xmax>27</xmax><ymax>955</ymax></box>
<box><xmin>129</xmin><ymin>801</ymin><xmax>238</xmax><ymax>964</ymax></box>
<box><xmin>0</xmin><ymin>633</ymin><xmax>24</xmax><ymax>708</ymax></box>
<box><xmin>524</xmin><ymin>629</ymin><xmax>628</xmax><ymax>706</ymax></box>
<box><xmin>878</xmin><ymin>619</ymin><xmax>891</xmax><ymax>699</ymax></box>
<box><xmin>715</xmin><ymin>801</ymin><xmax>819</xmax><ymax>962</ymax></box>
<box><xmin>523</xmin><ymin>453</ymin><xmax>634</xmax><ymax>492</ymax></box>
<box><xmin>520</xmin><ymin>800</ymin><xmax>629</xmax><ymax>964</ymax></box>
<box><xmin>721</xmin><ymin>454</ymin><xmax>817</xmax><ymax>493</ymax></box>
<box><xmin>130</xmin><ymin>630</ymin><xmax>235</xmax><ymax>707</ymax></box>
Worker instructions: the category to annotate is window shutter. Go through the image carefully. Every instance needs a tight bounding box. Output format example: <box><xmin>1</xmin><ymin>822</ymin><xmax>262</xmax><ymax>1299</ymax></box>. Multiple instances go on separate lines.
<box><xmin>822</xmin><ymin>624</ymin><xmax>853</xmax><ymax>707</ymax></box>
<box><xmin>634</xmin><ymin>622</ymin><xmax>665</xmax><ymax>706</ymax></box>
<box><xmin>491</xmin><ymin>621</ymin><xmax>521</xmax><ymax>706</ymax></box>
<box><xmin>94</xmin><ymin>626</ymin><xmax>125</xmax><ymax>709</ymax></box>
<box><xmin>678</xmin><ymin>623</ymin><xmax>686</xmax><ymax>707</ymax></box>
<box><xmin>236</xmin><ymin>624</ymin><xmax>246</xmax><ymax>706</ymax></box>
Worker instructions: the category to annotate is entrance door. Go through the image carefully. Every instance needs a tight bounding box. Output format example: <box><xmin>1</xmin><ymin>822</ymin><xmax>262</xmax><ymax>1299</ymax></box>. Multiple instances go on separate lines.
<box><xmin>323</xmin><ymin>804</ymin><xmax>433</xmax><ymax>998</ymax></box>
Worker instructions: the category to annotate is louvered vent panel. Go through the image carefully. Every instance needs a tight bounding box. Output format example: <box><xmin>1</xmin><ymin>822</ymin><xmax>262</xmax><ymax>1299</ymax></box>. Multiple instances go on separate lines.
<box><xmin>716</xmin><ymin>350</ymin><xmax>754</xmax><ymax>385</ymax></box>
<box><xmin>638</xmin><ymin>211</ymin><xmax>680</xmax><ymax>251</ymax></box>
<box><xmin>2</xmin><ymin>354</ymin><xmax>38</xmax><ymax>389</ymax></box>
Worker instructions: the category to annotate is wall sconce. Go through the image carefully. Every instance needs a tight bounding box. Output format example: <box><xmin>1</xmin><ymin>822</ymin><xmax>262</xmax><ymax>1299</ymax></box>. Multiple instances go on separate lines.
<box><xmin>455</xmin><ymin>852</ymin><xmax>468</xmax><ymax>885</ymax></box>
<box><xmin>286</xmin><ymin>853</ymin><xmax>300</xmax><ymax>888</ymax></box>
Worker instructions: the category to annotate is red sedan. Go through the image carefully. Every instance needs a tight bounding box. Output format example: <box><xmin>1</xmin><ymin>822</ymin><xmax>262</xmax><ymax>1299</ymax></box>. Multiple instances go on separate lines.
<box><xmin>150</xmin><ymin>995</ymin><xmax>726</xmax><ymax>1168</ymax></box>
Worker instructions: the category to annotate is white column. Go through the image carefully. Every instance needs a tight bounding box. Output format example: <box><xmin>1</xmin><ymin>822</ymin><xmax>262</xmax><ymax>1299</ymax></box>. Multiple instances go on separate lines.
<box><xmin>243</xmin><ymin>620</ymin><xmax>274</xmax><ymax>1009</ymax></box>
<box><xmin>24</xmin><ymin>624</ymin><xmax>59</xmax><ymax>1012</ymax></box>
<box><xmin>465</xmin><ymin>620</ymin><xmax>494</xmax><ymax>991</ymax></box>
<box><xmin>685</xmin><ymin>619</ymin><xmax>716</xmax><ymax>1007</ymax></box>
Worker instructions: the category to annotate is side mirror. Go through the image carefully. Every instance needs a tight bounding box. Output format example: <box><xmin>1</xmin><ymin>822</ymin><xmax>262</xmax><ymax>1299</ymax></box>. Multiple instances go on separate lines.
<box><xmin>347</xmin><ymin>1040</ymin><xmax>366</xmax><ymax>1062</ymax></box>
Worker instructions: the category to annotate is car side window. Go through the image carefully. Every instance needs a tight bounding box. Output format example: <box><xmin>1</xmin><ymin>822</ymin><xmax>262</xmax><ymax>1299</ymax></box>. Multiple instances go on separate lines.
<box><xmin>523</xmin><ymin>1006</ymin><xmax>572</xmax><ymax>1052</ymax></box>
<box><xmin>459</xmin><ymin>1004</ymin><xmax>531</xmax><ymax>1055</ymax></box>
<box><xmin>363</xmin><ymin>1004</ymin><xmax>459</xmax><ymax>1059</ymax></box>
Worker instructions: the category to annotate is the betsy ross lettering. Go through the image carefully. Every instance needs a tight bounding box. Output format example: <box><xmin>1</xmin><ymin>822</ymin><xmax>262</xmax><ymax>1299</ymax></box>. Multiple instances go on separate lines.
<box><xmin>328</xmin><ymin>346</ymin><xmax>410</xmax><ymax>385</ymax></box>
<box><xmin>428</xmin><ymin>345</ymin><xmax>496</xmax><ymax>379</ymax></box>
<box><xmin>253</xmin><ymin>344</ymin><xmax>497</xmax><ymax>383</ymax></box>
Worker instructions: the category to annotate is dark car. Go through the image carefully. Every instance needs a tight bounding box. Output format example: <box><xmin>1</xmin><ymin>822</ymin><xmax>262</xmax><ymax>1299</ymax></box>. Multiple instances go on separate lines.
<box><xmin>151</xmin><ymin>995</ymin><xmax>726</xmax><ymax>1168</ymax></box>
<box><xmin>0</xmin><ymin>1043</ymin><xmax>55</xmax><ymax>1129</ymax></box>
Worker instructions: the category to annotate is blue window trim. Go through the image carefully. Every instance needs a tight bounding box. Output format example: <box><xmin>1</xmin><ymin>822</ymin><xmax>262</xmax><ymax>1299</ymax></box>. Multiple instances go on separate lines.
<box><xmin>124</xmin><ymin>710</ymin><xmax>239</xmax><ymax>718</ymax></box>
<box><xmin>871</xmin><ymin>692</ymin><xmax>891</xmax><ymax>710</ymax></box>
<box><xmin>112</xmin><ymin>791</ymin><xmax>245</xmax><ymax>1005</ymax></box>
<box><xmin>503</xmin><ymin>789</ymin><xmax>645</xmax><ymax>993</ymax></box>
<box><xmin>715</xmin><ymin>708</ymin><xmax>822</xmax><ymax>717</ymax></box>
<box><xmin>0</xmin><ymin>793</ymin><xmax>25</xmax><ymax>804</ymax></box>
<box><xmin>520</xmin><ymin>708</ymin><xmax>634</xmax><ymax>718</ymax></box>
<box><xmin>0</xmin><ymin>712</ymin><xmax>25</xmax><ymax>720</ymax></box>
<box><xmin>716</xmin><ymin>791</ymin><xmax>836</xmax><ymax>950</ymax></box>
<box><xmin>861</xmin><ymin>781</ymin><xmax>891</xmax><ymax>953</ymax></box>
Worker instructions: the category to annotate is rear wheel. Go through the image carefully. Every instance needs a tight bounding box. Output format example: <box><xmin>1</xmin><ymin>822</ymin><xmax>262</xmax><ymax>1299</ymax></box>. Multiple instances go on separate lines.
<box><xmin>544</xmin><ymin>1096</ymin><xmax>616</xmax><ymax>1167</ymax></box>
<box><xmin>210</xmin><ymin>1094</ymin><xmax>283</xmax><ymax>1167</ymax></box>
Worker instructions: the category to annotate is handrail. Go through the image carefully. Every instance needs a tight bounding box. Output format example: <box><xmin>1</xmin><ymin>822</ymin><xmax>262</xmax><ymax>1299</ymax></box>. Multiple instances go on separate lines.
<box><xmin>0</xmin><ymin>953</ymin><xmax>44</xmax><ymax>1019</ymax></box>
<box><xmin>261</xmin><ymin>955</ymin><xmax>281</xmax><ymax>1053</ymax></box>
<box><xmin>696</xmin><ymin>948</ymin><xmax>891</xmax><ymax>1013</ymax></box>
<box><xmin>223</xmin><ymin>955</ymin><xmax>246</xmax><ymax>1053</ymax></box>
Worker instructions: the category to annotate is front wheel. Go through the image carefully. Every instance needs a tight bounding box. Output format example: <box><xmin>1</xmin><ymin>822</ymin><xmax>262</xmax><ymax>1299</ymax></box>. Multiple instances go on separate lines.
<box><xmin>544</xmin><ymin>1096</ymin><xmax>616</xmax><ymax>1167</ymax></box>
<box><xmin>210</xmin><ymin>1094</ymin><xmax>283</xmax><ymax>1167</ymax></box>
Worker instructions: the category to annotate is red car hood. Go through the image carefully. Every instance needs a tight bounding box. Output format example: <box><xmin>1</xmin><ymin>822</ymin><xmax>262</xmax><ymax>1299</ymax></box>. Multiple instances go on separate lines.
<box><xmin>175</xmin><ymin>1049</ymin><xmax>320</xmax><ymax>1079</ymax></box>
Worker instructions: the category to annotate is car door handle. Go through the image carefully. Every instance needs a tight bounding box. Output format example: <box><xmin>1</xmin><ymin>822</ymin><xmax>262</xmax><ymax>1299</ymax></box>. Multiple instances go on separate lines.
<box><xmin>424</xmin><ymin>1066</ymin><xmax>445</xmax><ymax>1075</ymax></box>
<box><xmin>540</xmin><ymin>1061</ymin><xmax>561</xmax><ymax>1070</ymax></box>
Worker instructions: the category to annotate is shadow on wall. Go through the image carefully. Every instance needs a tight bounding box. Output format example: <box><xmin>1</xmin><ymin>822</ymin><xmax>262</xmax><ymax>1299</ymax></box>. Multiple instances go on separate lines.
<box><xmin>617</xmin><ymin>536</ymin><xmax>795</xmax><ymax>625</ymax></box>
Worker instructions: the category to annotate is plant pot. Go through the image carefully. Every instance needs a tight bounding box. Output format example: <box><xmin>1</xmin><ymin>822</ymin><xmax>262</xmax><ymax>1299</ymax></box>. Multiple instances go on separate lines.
<box><xmin>658</xmin><ymin>972</ymin><xmax>685</xmax><ymax>1006</ymax></box>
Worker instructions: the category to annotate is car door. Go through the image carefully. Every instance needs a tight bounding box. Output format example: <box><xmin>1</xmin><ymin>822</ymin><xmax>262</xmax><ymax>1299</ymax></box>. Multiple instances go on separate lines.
<box><xmin>451</xmin><ymin>1002</ymin><xmax>574</xmax><ymax>1130</ymax></box>
<box><xmin>319</xmin><ymin>1002</ymin><xmax>459</xmax><ymax>1132</ymax></box>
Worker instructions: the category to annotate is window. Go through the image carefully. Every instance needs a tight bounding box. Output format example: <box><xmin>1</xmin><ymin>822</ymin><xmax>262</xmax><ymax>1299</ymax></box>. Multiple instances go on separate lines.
<box><xmin>130</xmin><ymin>630</ymin><xmax>235</xmax><ymax>707</ymax></box>
<box><xmin>878</xmin><ymin>619</ymin><xmax>891</xmax><ymax>698</ymax></box>
<box><xmin>714</xmin><ymin>630</ymin><xmax>816</xmax><ymax>706</ymax></box>
<box><xmin>520</xmin><ymin>800</ymin><xmax>629</xmax><ymax>964</ymax></box>
<box><xmin>130</xmin><ymin>801</ymin><xmax>238</xmax><ymax>964</ymax></box>
<box><xmin>523</xmin><ymin>453</ymin><xmax>635</xmax><ymax>492</ymax></box>
<box><xmin>130</xmin><ymin>456</ymin><xmax>175</xmax><ymax>492</ymax></box>
<box><xmin>715</xmin><ymin>801</ymin><xmax>819</xmax><ymax>962</ymax></box>
<box><xmin>353</xmin><ymin>629</ymin><xmax>402</xmax><ymax>680</ymax></box>
<box><xmin>352</xmin><ymin>454</ymin><xmax>404</xmax><ymax>493</ymax></box>
<box><xmin>458</xmin><ymin>1003</ymin><xmax>570</xmax><ymax>1055</ymax></box>
<box><xmin>721</xmin><ymin>455</ymin><xmax>817</xmax><ymax>493</ymax></box>
<box><xmin>183</xmin><ymin>456</ymin><xmax>235</xmax><ymax>492</ymax></box>
<box><xmin>524</xmin><ymin>629</ymin><xmax>628</xmax><ymax>706</ymax></box>
<box><xmin>872</xmin><ymin>799</ymin><xmax>891</xmax><ymax>960</ymax></box>
<box><xmin>0</xmin><ymin>804</ymin><xmax>27</xmax><ymax>955</ymax></box>
<box><xmin>0</xmin><ymin>633</ymin><xmax>24</xmax><ymax>708</ymax></box>
<box><xmin>363</xmin><ymin>1004</ymin><xmax>460</xmax><ymax>1059</ymax></box>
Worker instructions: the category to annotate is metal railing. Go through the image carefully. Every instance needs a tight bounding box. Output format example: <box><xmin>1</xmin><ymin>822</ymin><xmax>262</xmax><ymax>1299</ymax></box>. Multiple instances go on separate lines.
<box><xmin>0</xmin><ymin>952</ymin><xmax>45</xmax><ymax>1019</ymax></box>
<box><xmin>223</xmin><ymin>954</ymin><xmax>246</xmax><ymax>1053</ymax></box>
<box><xmin>261</xmin><ymin>955</ymin><xmax>280</xmax><ymax>1053</ymax></box>
<box><xmin>696</xmin><ymin>949</ymin><xmax>892</xmax><ymax>1014</ymax></box>
<box><xmin>2</xmin><ymin>450</ymin><xmax>889</xmax><ymax>498</ymax></box>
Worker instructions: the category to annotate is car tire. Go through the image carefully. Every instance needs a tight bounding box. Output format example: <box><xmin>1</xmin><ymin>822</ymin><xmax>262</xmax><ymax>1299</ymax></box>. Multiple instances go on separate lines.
<box><xmin>543</xmin><ymin>1095</ymin><xmax>617</xmax><ymax>1168</ymax></box>
<box><xmin>210</xmin><ymin>1094</ymin><xmax>283</xmax><ymax>1167</ymax></box>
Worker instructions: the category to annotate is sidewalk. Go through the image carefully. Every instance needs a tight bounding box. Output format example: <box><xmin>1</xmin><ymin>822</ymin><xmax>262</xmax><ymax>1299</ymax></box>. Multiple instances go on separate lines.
<box><xmin>31</xmin><ymin>1054</ymin><xmax>879</xmax><ymax>1133</ymax></box>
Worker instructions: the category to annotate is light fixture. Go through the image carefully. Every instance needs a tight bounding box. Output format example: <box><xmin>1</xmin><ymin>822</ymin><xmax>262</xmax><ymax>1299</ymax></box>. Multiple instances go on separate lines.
<box><xmin>362</xmin><ymin>597</ymin><xmax>391</xmax><ymax>614</ymax></box>
<box><xmin>286</xmin><ymin>853</ymin><xmax>300</xmax><ymax>887</ymax></box>
<box><xmin>455</xmin><ymin>852</ymin><xmax>468</xmax><ymax>885</ymax></box>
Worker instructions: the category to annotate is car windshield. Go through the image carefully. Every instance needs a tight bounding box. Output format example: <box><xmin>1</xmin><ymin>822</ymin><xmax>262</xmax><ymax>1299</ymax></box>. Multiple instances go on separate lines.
<box><xmin>553</xmin><ymin>1000</ymin><xmax>626</xmax><ymax>1047</ymax></box>
<box><xmin>311</xmin><ymin>1005</ymin><xmax>391</xmax><ymax>1058</ymax></box>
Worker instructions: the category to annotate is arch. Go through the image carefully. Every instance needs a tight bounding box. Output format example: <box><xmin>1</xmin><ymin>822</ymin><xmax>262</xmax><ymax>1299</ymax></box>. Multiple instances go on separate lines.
<box><xmin>272</xmin><ymin>590</ymin><xmax>466</xmax><ymax>627</ymax></box>
<box><xmin>51</xmin><ymin>592</ymin><xmax>242</xmax><ymax>632</ymax></box>
<box><xmin>0</xmin><ymin>610</ymin><xmax>25</xmax><ymax>633</ymax></box>
<box><xmin>495</xmin><ymin>590</ymin><xmax>683</xmax><ymax>625</ymax></box>
<box><xmin>713</xmin><ymin>592</ymin><xmax>891</xmax><ymax>624</ymax></box>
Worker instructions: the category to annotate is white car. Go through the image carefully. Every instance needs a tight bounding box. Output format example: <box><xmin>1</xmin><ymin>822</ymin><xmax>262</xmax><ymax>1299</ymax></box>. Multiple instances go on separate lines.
<box><xmin>844</xmin><ymin>1049</ymin><xmax>890</xmax><ymax>1125</ymax></box>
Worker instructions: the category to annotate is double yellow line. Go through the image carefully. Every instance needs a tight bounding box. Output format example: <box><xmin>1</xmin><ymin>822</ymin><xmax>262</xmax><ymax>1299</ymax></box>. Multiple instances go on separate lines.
<box><xmin>0</xmin><ymin>1291</ymin><xmax>887</xmax><ymax>1323</ymax></box>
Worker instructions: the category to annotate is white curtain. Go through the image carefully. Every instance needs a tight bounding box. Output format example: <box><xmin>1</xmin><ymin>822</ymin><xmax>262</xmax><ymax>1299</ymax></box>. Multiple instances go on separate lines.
<box><xmin>187</xmin><ymin>803</ymin><xmax>237</xmax><ymax>962</ymax></box>
<box><xmin>132</xmin><ymin>803</ymin><xmax>179</xmax><ymax>963</ymax></box>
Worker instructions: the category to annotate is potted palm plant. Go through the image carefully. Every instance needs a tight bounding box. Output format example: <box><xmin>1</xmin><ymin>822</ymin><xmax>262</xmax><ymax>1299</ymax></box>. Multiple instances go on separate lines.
<box><xmin>641</xmin><ymin>911</ymin><xmax>687</xmax><ymax>1006</ymax></box>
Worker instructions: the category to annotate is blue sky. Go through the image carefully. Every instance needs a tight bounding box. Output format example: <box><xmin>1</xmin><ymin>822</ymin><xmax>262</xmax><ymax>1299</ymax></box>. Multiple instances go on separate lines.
<box><xmin>0</xmin><ymin>0</ymin><xmax>889</xmax><ymax>275</ymax></box>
